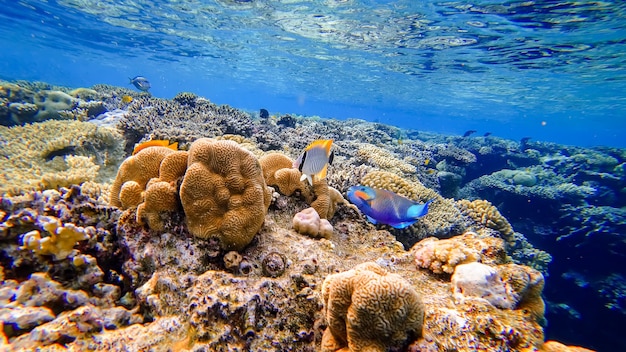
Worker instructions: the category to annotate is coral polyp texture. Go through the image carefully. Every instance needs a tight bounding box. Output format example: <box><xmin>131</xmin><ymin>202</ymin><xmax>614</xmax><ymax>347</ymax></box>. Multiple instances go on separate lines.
<box><xmin>0</xmin><ymin>119</ymin><xmax>125</xmax><ymax>196</ymax></box>
<box><xmin>0</xmin><ymin>81</ymin><xmax>608</xmax><ymax>351</ymax></box>
<box><xmin>321</xmin><ymin>262</ymin><xmax>424</xmax><ymax>352</ymax></box>
<box><xmin>180</xmin><ymin>138</ymin><xmax>272</xmax><ymax>250</ymax></box>
<box><xmin>457</xmin><ymin>198</ymin><xmax>515</xmax><ymax>245</ymax></box>
<box><xmin>413</xmin><ymin>231</ymin><xmax>507</xmax><ymax>274</ymax></box>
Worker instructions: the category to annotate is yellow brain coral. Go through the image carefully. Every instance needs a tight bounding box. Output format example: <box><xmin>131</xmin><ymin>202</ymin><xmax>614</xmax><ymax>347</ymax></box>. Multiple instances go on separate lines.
<box><xmin>457</xmin><ymin>199</ymin><xmax>515</xmax><ymax>245</ymax></box>
<box><xmin>136</xmin><ymin>151</ymin><xmax>188</xmax><ymax>231</ymax></box>
<box><xmin>109</xmin><ymin>147</ymin><xmax>176</xmax><ymax>209</ymax></box>
<box><xmin>180</xmin><ymin>138</ymin><xmax>272</xmax><ymax>251</ymax></box>
<box><xmin>321</xmin><ymin>262</ymin><xmax>424</xmax><ymax>352</ymax></box>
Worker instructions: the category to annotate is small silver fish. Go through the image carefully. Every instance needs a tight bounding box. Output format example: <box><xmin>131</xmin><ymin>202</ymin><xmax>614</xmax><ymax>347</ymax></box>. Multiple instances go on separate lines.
<box><xmin>129</xmin><ymin>76</ymin><xmax>151</xmax><ymax>92</ymax></box>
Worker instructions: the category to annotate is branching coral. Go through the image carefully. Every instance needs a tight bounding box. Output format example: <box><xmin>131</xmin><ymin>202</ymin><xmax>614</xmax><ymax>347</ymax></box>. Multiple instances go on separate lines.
<box><xmin>180</xmin><ymin>138</ymin><xmax>272</xmax><ymax>250</ymax></box>
<box><xmin>20</xmin><ymin>216</ymin><xmax>90</xmax><ymax>260</ymax></box>
<box><xmin>321</xmin><ymin>262</ymin><xmax>424</xmax><ymax>352</ymax></box>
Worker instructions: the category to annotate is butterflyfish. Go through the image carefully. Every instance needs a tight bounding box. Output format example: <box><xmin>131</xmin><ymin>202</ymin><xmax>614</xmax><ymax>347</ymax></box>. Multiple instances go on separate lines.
<box><xmin>132</xmin><ymin>140</ymin><xmax>178</xmax><ymax>155</ymax></box>
<box><xmin>347</xmin><ymin>185</ymin><xmax>433</xmax><ymax>229</ymax></box>
<box><xmin>121</xmin><ymin>95</ymin><xmax>134</xmax><ymax>104</ymax></box>
<box><xmin>293</xmin><ymin>139</ymin><xmax>334</xmax><ymax>186</ymax></box>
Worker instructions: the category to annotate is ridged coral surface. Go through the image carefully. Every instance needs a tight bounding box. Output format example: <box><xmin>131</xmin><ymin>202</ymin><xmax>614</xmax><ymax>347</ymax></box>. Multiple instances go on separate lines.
<box><xmin>180</xmin><ymin>138</ymin><xmax>272</xmax><ymax>250</ymax></box>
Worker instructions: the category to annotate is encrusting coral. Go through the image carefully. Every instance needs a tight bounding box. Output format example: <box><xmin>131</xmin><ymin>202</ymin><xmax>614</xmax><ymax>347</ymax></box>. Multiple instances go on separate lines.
<box><xmin>413</xmin><ymin>231</ymin><xmax>507</xmax><ymax>274</ymax></box>
<box><xmin>180</xmin><ymin>138</ymin><xmax>272</xmax><ymax>250</ymax></box>
<box><xmin>20</xmin><ymin>215</ymin><xmax>90</xmax><ymax>260</ymax></box>
<box><xmin>293</xmin><ymin>207</ymin><xmax>334</xmax><ymax>239</ymax></box>
<box><xmin>321</xmin><ymin>262</ymin><xmax>424</xmax><ymax>352</ymax></box>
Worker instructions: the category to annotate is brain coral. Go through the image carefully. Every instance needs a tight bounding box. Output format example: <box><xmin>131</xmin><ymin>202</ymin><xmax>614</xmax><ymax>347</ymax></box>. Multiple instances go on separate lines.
<box><xmin>136</xmin><ymin>151</ymin><xmax>188</xmax><ymax>231</ymax></box>
<box><xmin>180</xmin><ymin>138</ymin><xmax>272</xmax><ymax>251</ymax></box>
<box><xmin>457</xmin><ymin>199</ymin><xmax>515</xmax><ymax>245</ymax></box>
<box><xmin>109</xmin><ymin>147</ymin><xmax>176</xmax><ymax>209</ymax></box>
<box><xmin>321</xmin><ymin>262</ymin><xmax>424</xmax><ymax>352</ymax></box>
<box><xmin>0</xmin><ymin>120</ymin><xmax>125</xmax><ymax>196</ymax></box>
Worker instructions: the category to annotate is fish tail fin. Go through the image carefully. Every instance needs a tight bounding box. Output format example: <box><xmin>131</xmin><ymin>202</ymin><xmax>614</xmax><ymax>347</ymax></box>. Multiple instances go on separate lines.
<box><xmin>316</xmin><ymin>163</ymin><xmax>329</xmax><ymax>181</ymax></box>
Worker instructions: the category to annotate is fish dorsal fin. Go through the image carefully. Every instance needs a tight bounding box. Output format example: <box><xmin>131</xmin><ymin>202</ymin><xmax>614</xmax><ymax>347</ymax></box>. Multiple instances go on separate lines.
<box><xmin>406</xmin><ymin>199</ymin><xmax>433</xmax><ymax>219</ymax></box>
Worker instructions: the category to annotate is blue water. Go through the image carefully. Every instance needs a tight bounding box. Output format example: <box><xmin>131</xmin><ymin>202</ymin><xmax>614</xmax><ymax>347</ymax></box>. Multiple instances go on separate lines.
<box><xmin>1</xmin><ymin>0</ymin><xmax>625</xmax><ymax>147</ymax></box>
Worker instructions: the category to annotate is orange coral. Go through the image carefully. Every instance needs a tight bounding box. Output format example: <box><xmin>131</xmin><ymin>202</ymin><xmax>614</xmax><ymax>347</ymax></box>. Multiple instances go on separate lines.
<box><xmin>180</xmin><ymin>138</ymin><xmax>272</xmax><ymax>250</ymax></box>
<box><xmin>110</xmin><ymin>147</ymin><xmax>176</xmax><ymax>209</ymax></box>
<box><xmin>321</xmin><ymin>262</ymin><xmax>424</xmax><ymax>352</ymax></box>
<box><xmin>136</xmin><ymin>151</ymin><xmax>188</xmax><ymax>231</ymax></box>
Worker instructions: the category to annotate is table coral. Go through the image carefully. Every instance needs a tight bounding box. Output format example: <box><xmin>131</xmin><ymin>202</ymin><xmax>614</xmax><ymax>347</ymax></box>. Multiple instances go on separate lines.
<box><xmin>0</xmin><ymin>120</ymin><xmax>125</xmax><ymax>196</ymax></box>
<box><xmin>321</xmin><ymin>262</ymin><xmax>424</xmax><ymax>352</ymax></box>
<box><xmin>180</xmin><ymin>138</ymin><xmax>272</xmax><ymax>250</ymax></box>
<box><xmin>413</xmin><ymin>231</ymin><xmax>507</xmax><ymax>274</ymax></box>
<box><xmin>457</xmin><ymin>199</ymin><xmax>515</xmax><ymax>245</ymax></box>
<box><xmin>293</xmin><ymin>207</ymin><xmax>333</xmax><ymax>239</ymax></box>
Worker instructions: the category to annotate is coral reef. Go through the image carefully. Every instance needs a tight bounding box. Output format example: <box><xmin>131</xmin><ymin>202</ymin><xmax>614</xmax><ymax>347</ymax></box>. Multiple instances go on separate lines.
<box><xmin>181</xmin><ymin>138</ymin><xmax>272</xmax><ymax>250</ymax></box>
<box><xmin>457</xmin><ymin>199</ymin><xmax>515</xmax><ymax>245</ymax></box>
<box><xmin>321</xmin><ymin>262</ymin><xmax>424</xmax><ymax>352</ymax></box>
<box><xmin>413</xmin><ymin>231</ymin><xmax>507</xmax><ymax>274</ymax></box>
<box><xmin>360</xmin><ymin>170</ymin><xmax>468</xmax><ymax>246</ymax></box>
<box><xmin>0</xmin><ymin>120</ymin><xmax>125</xmax><ymax>196</ymax></box>
<box><xmin>0</xmin><ymin>81</ymin><xmax>606</xmax><ymax>351</ymax></box>
<box><xmin>292</xmin><ymin>207</ymin><xmax>334</xmax><ymax>239</ymax></box>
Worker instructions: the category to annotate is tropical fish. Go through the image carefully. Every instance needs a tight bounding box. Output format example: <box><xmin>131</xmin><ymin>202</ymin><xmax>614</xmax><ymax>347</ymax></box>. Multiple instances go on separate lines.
<box><xmin>293</xmin><ymin>139</ymin><xmax>334</xmax><ymax>186</ymax></box>
<box><xmin>463</xmin><ymin>130</ymin><xmax>477</xmax><ymax>137</ymax></box>
<box><xmin>44</xmin><ymin>146</ymin><xmax>77</xmax><ymax>161</ymax></box>
<box><xmin>483</xmin><ymin>132</ymin><xmax>492</xmax><ymax>137</ymax></box>
<box><xmin>129</xmin><ymin>76</ymin><xmax>151</xmax><ymax>92</ymax></box>
<box><xmin>132</xmin><ymin>140</ymin><xmax>178</xmax><ymax>155</ymax></box>
<box><xmin>347</xmin><ymin>185</ymin><xmax>433</xmax><ymax>229</ymax></box>
<box><xmin>424</xmin><ymin>158</ymin><xmax>430</xmax><ymax>166</ymax></box>
<box><xmin>121</xmin><ymin>95</ymin><xmax>134</xmax><ymax>104</ymax></box>
<box><xmin>260</xmin><ymin>108</ymin><xmax>269</xmax><ymax>119</ymax></box>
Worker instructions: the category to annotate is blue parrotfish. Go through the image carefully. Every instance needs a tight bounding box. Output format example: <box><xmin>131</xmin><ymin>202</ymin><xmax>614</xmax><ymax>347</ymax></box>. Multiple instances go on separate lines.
<box><xmin>347</xmin><ymin>185</ymin><xmax>433</xmax><ymax>229</ymax></box>
<box><xmin>129</xmin><ymin>76</ymin><xmax>151</xmax><ymax>92</ymax></box>
<box><xmin>293</xmin><ymin>139</ymin><xmax>334</xmax><ymax>186</ymax></box>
